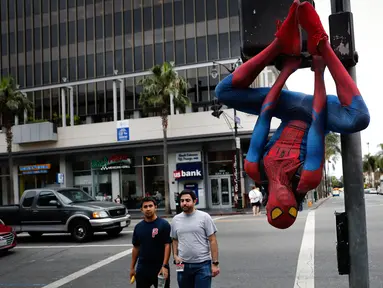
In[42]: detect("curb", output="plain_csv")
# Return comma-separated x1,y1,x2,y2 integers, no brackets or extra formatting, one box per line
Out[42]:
129,211,249,220
309,196,331,210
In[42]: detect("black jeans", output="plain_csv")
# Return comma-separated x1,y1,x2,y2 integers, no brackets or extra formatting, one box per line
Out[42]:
136,269,170,288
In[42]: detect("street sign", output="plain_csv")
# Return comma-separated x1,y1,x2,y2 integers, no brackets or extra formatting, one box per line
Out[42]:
117,120,130,142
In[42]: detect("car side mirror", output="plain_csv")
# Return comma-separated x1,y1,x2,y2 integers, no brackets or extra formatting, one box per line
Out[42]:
49,200,61,207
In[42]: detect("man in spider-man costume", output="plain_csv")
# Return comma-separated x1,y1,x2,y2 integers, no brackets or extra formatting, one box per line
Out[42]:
215,0,370,229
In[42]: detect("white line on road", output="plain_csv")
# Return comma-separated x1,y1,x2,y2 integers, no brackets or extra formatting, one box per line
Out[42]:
42,248,133,288
212,216,231,221
16,244,133,249
294,210,315,288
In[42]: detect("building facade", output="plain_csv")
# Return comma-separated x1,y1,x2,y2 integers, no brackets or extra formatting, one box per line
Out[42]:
0,0,281,211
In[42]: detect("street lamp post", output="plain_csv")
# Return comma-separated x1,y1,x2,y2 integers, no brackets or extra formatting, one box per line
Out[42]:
330,0,370,286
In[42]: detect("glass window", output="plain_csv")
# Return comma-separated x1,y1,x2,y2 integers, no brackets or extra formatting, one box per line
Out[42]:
154,43,163,66
59,0,66,9
60,58,68,79
60,22,67,45
34,28,41,50
206,0,216,21
42,62,49,85
0,0,7,20
217,0,227,18
34,0,41,15
42,0,49,13
96,82,104,114
114,12,122,36
195,0,205,22
77,19,85,42
78,85,86,116
22,191,36,207
165,41,174,62
105,51,113,75
68,0,76,8
133,8,142,33
26,65,33,87
51,60,59,83
34,91,42,119
1,34,7,56
87,54,94,78
42,90,51,120
207,35,217,61
69,57,76,80
37,191,59,207
124,48,133,73
197,36,206,62
68,21,76,44
229,0,239,17
17,31,24,53
51,24,58,47
105,14,112,38
95,16,103,39
86,18,94,41
123,10,132,34
17,0,23,17
96,52,104,77
78,55,85,79
121,165,144,210
184,0,194,24
51,0,58,11
134,47,143,71
25,29,32,52
9,0,15,19
219,33,229,59
153,4,162,29
9,33,16,54
93,169,112,201
164,2,172,27
175,40,184,65
42,26,50,49
114,49,123,73
17,66,25,88
230,31,240,57
174,1,183,26
144,45,153,70
143,7,152,31
186,38,195,64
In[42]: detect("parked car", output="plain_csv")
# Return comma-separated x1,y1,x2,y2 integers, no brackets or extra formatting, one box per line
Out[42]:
0,187,131,242
0,220,17,252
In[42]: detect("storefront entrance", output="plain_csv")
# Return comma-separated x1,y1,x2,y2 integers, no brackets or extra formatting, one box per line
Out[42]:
209,176,232,209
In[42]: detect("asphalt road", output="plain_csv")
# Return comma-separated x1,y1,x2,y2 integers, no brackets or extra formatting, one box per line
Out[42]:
1,193,383,288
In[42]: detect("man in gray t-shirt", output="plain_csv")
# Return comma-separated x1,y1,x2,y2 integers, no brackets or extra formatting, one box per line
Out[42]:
171,190,220,288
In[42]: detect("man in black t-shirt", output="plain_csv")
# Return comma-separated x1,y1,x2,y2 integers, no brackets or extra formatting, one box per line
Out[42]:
130,197,172,288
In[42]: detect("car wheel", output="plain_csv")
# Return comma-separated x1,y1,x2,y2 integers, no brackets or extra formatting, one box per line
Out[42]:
106,228,123,237
70,219,93,243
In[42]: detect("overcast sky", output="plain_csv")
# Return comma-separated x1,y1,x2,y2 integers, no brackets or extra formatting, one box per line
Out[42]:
286,0,383,178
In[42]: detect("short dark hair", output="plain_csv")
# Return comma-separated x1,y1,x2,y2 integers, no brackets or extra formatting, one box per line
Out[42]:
141,196,157,207
179,189,196,200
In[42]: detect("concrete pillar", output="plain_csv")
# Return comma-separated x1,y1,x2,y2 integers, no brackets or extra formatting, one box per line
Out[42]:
59,155,73,187
61,88,67,127
113,81,118,122
24,109,27,124
15,116,19,125
133,111,140,119
170,93,174,115
1,167,8,205
69,88,74,126
12,165,19,204
111,170,120,201
119,80,125,120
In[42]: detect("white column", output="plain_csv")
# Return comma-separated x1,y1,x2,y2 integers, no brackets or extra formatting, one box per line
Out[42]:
170,93,174,115
12,165,19,204
60,155,73,187
14,116,19,125
69,88,74,126
119,80,125,120
24,109,27,124
61,88,67,127
113,81,118,121
111,170,120,200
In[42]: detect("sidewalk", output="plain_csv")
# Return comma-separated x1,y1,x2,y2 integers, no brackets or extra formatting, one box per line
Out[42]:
129,196,332,219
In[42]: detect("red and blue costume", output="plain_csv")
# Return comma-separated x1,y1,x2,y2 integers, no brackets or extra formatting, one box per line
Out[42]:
215,1,370,229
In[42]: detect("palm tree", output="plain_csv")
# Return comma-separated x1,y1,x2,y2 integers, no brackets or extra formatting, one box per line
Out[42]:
363,154,376,187
0,76,34,203
323,132,341,196
139,62,190,214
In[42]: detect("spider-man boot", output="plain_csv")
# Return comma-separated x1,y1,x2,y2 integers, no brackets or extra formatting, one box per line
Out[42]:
231,0,301,89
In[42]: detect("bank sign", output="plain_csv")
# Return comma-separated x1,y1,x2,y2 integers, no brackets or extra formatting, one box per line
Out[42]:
176,152,201,163
173,162,203,181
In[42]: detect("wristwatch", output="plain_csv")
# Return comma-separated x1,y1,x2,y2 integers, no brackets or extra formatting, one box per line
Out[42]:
162,264,170,269
212,261,219,266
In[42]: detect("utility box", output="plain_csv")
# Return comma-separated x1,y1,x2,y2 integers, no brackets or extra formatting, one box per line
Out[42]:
239,0,315,70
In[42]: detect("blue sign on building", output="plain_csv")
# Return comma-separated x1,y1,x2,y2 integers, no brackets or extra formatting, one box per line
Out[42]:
116,120,130,142
173,162,203,181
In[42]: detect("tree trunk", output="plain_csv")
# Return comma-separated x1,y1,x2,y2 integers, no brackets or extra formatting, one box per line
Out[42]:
5,122,14,204
162,112,171,215
323,164,328,197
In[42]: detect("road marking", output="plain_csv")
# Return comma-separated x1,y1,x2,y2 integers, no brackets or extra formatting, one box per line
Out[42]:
212,216,231,221
16,244,133,249
294,210,315,288
41,248,133,288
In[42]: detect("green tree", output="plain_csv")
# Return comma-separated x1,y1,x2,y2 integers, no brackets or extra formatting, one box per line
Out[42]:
363,154,377,187
139,62,190,214
0,76,33,203
322,132,341,196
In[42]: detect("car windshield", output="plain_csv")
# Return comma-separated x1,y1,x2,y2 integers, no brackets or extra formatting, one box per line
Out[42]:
56,189,95,204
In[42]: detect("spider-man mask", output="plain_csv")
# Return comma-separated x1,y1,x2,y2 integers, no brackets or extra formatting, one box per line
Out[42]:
266,184,298,229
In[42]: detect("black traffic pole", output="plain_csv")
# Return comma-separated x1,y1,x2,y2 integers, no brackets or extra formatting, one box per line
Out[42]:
330,0,370,286
233,108,243,210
